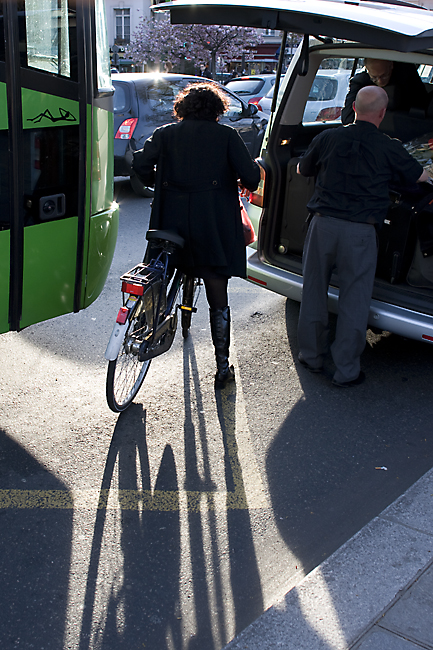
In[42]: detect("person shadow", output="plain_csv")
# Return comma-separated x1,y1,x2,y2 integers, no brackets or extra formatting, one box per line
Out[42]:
78,334,263,649
182,340,263,648
0,429,73,649
78,404,181,650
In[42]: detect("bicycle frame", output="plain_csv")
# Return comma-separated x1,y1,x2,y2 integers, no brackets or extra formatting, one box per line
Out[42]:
105,243,184,363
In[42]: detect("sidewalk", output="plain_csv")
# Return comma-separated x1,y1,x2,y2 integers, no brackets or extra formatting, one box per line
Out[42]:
223,467,433,650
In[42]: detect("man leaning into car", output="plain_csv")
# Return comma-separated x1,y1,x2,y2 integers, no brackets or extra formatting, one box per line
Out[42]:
296,85,429,387
341,58,427,124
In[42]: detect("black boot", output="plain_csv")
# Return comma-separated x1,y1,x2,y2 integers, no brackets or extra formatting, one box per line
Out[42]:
209,306,235,389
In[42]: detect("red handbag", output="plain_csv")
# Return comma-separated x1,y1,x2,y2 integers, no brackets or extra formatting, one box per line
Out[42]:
239,196,256,245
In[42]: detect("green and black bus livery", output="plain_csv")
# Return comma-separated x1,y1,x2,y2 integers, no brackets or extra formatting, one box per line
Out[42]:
0,0,119,333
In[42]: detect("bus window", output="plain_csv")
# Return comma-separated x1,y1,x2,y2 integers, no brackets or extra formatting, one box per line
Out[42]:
20,0,78,81
0,2,5,61
95,0,111,93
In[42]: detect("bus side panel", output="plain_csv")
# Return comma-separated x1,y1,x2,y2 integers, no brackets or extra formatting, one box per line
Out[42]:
20,218,78,328
0,82,7,129
83,205,119,308
92,106,114,215
81,105,118,308
0,81,9,333
0,231,10,333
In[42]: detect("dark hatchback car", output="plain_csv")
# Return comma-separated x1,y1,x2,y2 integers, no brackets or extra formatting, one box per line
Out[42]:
113,73,267,196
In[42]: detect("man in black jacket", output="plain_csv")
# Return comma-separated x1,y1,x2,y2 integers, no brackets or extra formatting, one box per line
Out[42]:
341,58,427,125
297,86,428,387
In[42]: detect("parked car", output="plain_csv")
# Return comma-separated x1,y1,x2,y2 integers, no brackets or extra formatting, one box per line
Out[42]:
259,69,352,122
113,73,266,196
225,74,276,110
158,0,433,345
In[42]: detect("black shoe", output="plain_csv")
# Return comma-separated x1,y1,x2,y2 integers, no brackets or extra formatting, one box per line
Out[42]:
298,353,323,373
215,365,235,390
332,371,366,387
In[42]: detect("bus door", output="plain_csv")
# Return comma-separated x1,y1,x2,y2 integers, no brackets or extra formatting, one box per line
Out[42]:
0,4,10,332
1,0,91,332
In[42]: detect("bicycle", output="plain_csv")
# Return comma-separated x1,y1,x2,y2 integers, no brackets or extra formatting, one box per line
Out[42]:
105,229,200,413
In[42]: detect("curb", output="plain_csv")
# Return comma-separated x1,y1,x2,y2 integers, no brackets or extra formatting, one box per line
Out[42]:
223,468,433,650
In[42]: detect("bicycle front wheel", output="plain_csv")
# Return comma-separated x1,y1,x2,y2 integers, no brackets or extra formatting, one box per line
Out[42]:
106,298,152,412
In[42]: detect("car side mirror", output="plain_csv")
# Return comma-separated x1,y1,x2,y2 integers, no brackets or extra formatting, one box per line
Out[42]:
243,103,259,117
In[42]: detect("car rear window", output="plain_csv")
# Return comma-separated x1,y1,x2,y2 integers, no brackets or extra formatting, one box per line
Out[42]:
225,78,265,95
113,82,131,112
308,77,338,102
137,78,199,122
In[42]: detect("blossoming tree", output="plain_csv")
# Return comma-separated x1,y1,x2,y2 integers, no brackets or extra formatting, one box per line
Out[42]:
128,14,264,77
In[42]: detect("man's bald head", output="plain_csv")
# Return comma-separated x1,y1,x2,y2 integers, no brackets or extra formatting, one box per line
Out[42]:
354,86,388,126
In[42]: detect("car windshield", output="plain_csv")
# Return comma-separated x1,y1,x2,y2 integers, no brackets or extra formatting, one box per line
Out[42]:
226,78,265,94
308,77,338,101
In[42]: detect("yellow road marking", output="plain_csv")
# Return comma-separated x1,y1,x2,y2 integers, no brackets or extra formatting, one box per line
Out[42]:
0,335,268,513
0,487,258,511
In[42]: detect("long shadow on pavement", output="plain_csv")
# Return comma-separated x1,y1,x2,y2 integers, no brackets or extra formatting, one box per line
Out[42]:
0,429,72,649
262,299,433,645
79,332,264,649
78,404,181,649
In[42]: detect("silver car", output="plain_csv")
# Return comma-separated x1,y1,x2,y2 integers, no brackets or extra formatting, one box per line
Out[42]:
225,74,276,110
259,69,352,122
156,0,433,345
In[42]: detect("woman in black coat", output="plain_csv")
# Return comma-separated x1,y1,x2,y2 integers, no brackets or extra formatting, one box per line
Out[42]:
132,83,260,389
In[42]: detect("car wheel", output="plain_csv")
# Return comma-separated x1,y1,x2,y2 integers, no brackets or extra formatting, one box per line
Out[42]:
130,174,155,198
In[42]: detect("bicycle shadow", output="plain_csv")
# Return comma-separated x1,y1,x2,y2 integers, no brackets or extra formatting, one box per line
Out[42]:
78,405,182,650
78,334,264,649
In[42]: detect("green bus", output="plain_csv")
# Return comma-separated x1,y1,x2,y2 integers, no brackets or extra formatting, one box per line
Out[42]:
0,0,119,333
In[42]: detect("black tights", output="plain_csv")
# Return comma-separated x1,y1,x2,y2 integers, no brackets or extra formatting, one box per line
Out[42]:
203,277,229,311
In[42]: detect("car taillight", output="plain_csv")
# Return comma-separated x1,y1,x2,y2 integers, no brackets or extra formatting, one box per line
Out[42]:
248,98,263,111
115,118,138,140
315,107,342,122
249,161,266,207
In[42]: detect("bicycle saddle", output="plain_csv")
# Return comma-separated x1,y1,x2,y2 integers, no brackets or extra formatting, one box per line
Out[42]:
146,229,185,248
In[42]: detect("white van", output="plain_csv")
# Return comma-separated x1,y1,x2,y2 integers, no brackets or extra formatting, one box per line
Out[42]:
155,0,433,344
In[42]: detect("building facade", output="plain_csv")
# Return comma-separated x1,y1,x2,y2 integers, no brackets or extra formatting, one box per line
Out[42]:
105,0,151,69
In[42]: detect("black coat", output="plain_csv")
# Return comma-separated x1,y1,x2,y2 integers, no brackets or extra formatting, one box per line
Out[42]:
133,118,260,278
341,62,427,125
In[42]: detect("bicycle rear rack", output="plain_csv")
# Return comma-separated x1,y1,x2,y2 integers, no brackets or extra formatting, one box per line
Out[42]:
120,261,164,296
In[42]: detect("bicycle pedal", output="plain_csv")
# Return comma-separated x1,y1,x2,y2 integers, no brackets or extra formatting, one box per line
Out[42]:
179,305,197,313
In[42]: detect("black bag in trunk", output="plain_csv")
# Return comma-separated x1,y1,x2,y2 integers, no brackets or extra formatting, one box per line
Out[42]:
376,184,433,284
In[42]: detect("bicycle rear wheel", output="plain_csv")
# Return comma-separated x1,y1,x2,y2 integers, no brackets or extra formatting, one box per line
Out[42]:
106,297,152,412
181,276,199,338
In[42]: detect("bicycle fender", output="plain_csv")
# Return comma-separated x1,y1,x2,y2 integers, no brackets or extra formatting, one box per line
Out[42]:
105,320,129,361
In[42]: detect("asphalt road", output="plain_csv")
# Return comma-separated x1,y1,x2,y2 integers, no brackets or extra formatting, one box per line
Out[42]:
1,179,433,650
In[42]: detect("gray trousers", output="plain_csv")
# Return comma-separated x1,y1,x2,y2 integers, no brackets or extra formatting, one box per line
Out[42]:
297,215,377,383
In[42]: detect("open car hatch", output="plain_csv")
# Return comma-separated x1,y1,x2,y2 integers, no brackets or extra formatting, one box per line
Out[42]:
153,0,433,52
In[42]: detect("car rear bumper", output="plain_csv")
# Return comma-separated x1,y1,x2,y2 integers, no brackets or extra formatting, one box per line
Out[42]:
246,250,433,344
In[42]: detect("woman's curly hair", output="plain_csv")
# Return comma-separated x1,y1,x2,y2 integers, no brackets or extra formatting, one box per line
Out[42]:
173,82,230,121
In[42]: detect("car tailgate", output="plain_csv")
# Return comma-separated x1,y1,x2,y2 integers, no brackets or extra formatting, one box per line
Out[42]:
153,0,433,52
